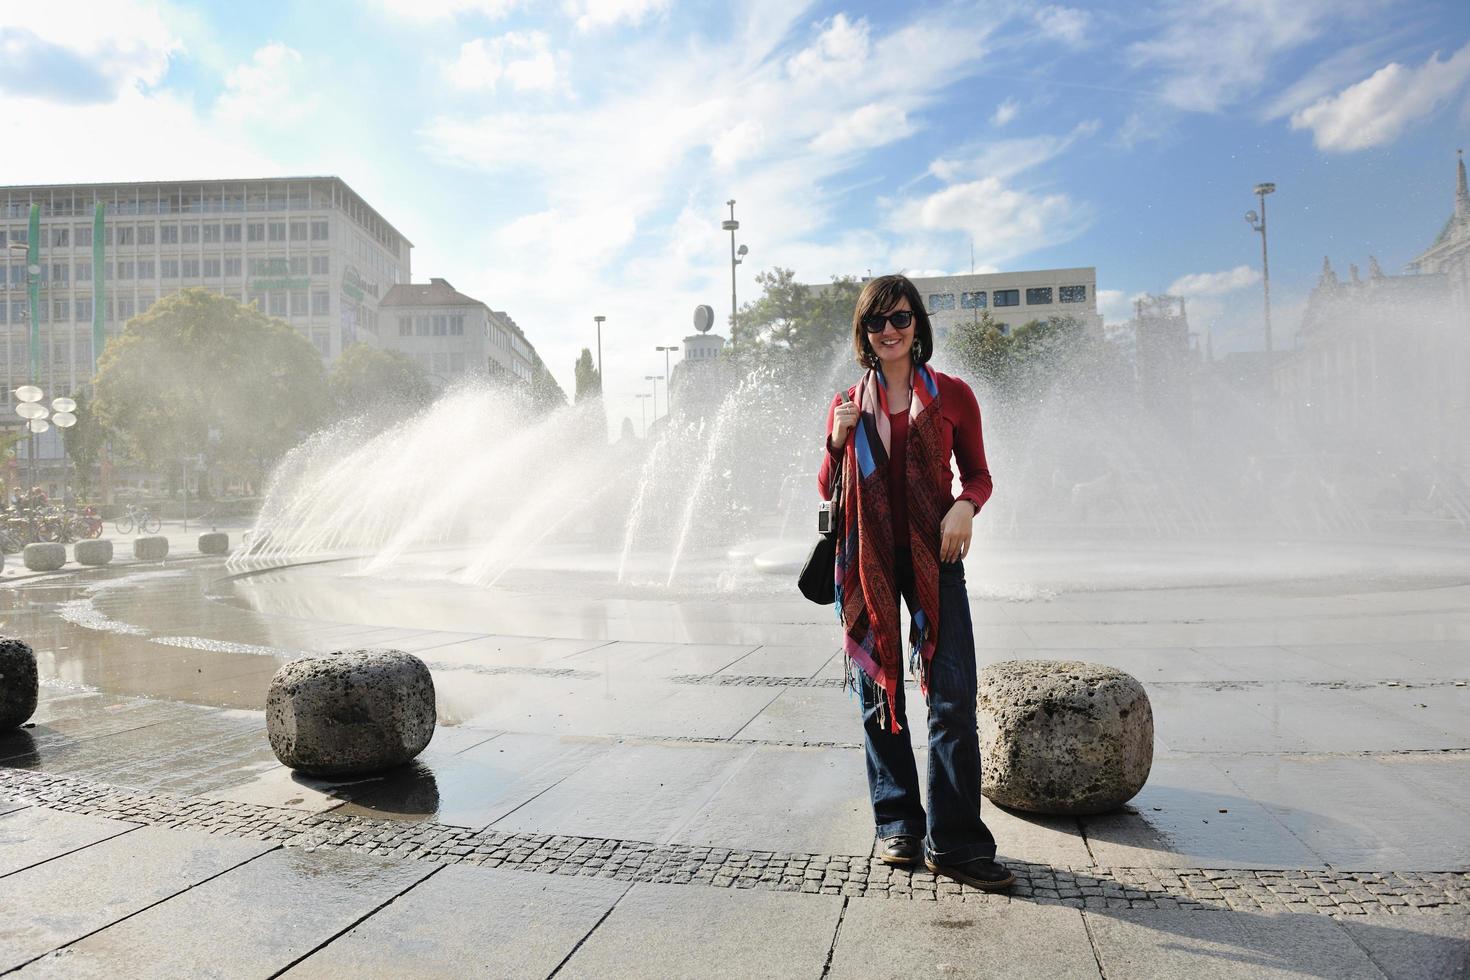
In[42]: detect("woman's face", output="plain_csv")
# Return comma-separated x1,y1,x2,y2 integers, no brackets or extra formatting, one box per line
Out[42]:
869,297,915,368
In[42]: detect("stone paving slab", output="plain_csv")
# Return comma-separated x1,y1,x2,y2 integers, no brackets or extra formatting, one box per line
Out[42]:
0,825,273,972
282,864,628,979
555,881,842,979
1335,913,1470,980
1085,908,1388,978
716,643,836,678
11,847,433,979
0,807,138,877
828,899,1099,979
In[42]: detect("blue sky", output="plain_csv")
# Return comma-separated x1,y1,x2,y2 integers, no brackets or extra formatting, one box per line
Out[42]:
2,0,1468,423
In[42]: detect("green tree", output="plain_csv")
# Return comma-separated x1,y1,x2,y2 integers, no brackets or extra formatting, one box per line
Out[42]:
573,347,601,402
944,308,1013,388
59,390,107,500
528,353,569,416
93,288,329,487
329,342,434,418
732,268,862,360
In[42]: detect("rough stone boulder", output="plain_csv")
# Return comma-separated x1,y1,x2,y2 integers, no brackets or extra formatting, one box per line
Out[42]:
0,637,38,730
75,539,114,566
266,648,436,776
197,532,229,556
977,660,1153,815
133,536,169,561
22,543,66,572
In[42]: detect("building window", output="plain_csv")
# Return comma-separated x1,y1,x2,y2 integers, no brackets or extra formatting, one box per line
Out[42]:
160,224,179,244
247,222,265,242
415,316,429,336
450,314,464,335
182,224,200,244
312,291,329,315
75,297,92,321
310,255,329,275
137,259,156,279
310,220,329,240
268,221,286,242
290,291,308,315
224,223,243,243
927,292,956,311
1060,284,1086,303
117,297,135,319
1026,287,1053,305
203,224,221,243
224,257,242,276
116,226,135,246
161,259,179,279
432,314,448,335
51,227,69,248
961,291,987,309
51,263,68,283
289,256,307,275
74,226,92,247
993,289,1019,307
75,260,91,281
117,260,135,280
182,258,200,278
289,221,307,242
203,258,221,277
53,298,69,321
269,292,288,317
399,316,412,336
137,225,155,245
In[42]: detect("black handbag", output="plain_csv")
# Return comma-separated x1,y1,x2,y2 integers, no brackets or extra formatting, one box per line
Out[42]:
797,457,843,605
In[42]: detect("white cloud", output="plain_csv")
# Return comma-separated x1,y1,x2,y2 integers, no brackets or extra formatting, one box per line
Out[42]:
1033,6,1091,48
1167,265,1261,297
810,102,914,155
991,98,1019,127
443,32,561,93
1127,0,1336,112
565,0,672,32
889,176,1090,269
215,43,315,125
0,1,179,101
1096,288,1132,323
1290,42,1470,151
929,119,1099,183
369,0,520,20
786,13,870,83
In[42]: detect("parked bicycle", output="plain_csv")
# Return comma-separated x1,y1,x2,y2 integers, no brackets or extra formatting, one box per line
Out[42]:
114,504,162,535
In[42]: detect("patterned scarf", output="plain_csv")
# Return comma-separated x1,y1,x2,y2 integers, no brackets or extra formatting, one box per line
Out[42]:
835,364,945,734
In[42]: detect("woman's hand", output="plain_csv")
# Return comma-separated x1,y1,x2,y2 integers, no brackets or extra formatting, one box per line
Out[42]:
939,500,976,563
831,397,860,447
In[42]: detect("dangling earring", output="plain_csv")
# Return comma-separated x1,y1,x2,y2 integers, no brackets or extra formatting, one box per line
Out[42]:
911,338,924,363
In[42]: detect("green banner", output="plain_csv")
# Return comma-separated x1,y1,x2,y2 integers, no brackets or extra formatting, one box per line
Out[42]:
26,204,39,383
92,202,105,374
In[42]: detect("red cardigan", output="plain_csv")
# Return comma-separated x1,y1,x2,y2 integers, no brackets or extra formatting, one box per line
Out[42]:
818,370,993,543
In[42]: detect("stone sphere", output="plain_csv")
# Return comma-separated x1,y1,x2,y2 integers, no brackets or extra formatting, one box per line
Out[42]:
22,543,66,572
266,648,436,777
133,536,169,561
977,660,1153,815
75,539,114,566
197,532,229,556
0,637,38,730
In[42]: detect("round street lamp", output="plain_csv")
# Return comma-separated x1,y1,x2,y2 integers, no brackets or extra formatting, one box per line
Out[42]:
593,315,607,393
1244,182,1276,381
655,345,679,410
722,201,747,339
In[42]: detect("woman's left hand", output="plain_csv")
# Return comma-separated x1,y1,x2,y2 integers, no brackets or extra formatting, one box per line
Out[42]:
939,501,975,564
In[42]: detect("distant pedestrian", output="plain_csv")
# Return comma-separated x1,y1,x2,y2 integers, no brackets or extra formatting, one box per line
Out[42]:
818,274,1012,891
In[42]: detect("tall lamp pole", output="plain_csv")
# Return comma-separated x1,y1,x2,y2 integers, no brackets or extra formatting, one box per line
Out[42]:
644,374,664,420
634,393,651,438
593,315,606,395
1244,182,1276,381
721,201,747,340
655,345,678,410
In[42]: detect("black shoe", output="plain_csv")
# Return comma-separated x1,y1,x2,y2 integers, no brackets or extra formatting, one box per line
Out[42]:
925,856,1016,891
878,835,922,866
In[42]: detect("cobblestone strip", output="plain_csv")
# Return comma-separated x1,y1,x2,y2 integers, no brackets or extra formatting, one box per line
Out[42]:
672,675,847,689
3,768,1466,915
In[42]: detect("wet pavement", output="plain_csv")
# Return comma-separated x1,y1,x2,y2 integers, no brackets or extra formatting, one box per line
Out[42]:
1,547,1468,977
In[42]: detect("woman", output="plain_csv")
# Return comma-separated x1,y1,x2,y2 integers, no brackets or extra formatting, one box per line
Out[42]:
818,274,1012,891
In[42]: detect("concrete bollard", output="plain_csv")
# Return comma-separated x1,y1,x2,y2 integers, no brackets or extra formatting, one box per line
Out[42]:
977,660,1153,815
75,539,114,566
197,531,229,556
266,648,436,777
0,637,38,730
22,542,66,572
132,536,169,561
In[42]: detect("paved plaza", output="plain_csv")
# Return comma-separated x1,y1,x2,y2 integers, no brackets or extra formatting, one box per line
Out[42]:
1,539,1468,978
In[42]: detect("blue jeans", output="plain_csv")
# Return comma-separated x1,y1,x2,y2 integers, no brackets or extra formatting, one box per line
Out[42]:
858,549,997,864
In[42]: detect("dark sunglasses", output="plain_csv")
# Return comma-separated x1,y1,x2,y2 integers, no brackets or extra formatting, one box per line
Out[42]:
862,310,916,333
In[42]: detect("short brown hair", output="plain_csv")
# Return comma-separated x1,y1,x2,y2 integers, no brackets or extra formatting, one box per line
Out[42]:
851,274,934,368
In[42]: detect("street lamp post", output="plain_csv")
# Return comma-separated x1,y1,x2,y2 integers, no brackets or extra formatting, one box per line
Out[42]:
655,345,678,411
721,201,747,340
593,315,606,395
644,374,664,420
13,387,76,506
1244,182,1276,380
634,393,651,438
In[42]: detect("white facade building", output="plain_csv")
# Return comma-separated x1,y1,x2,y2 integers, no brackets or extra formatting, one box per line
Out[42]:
905,267,1102,342
379,278,539,387
0,177,412,403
